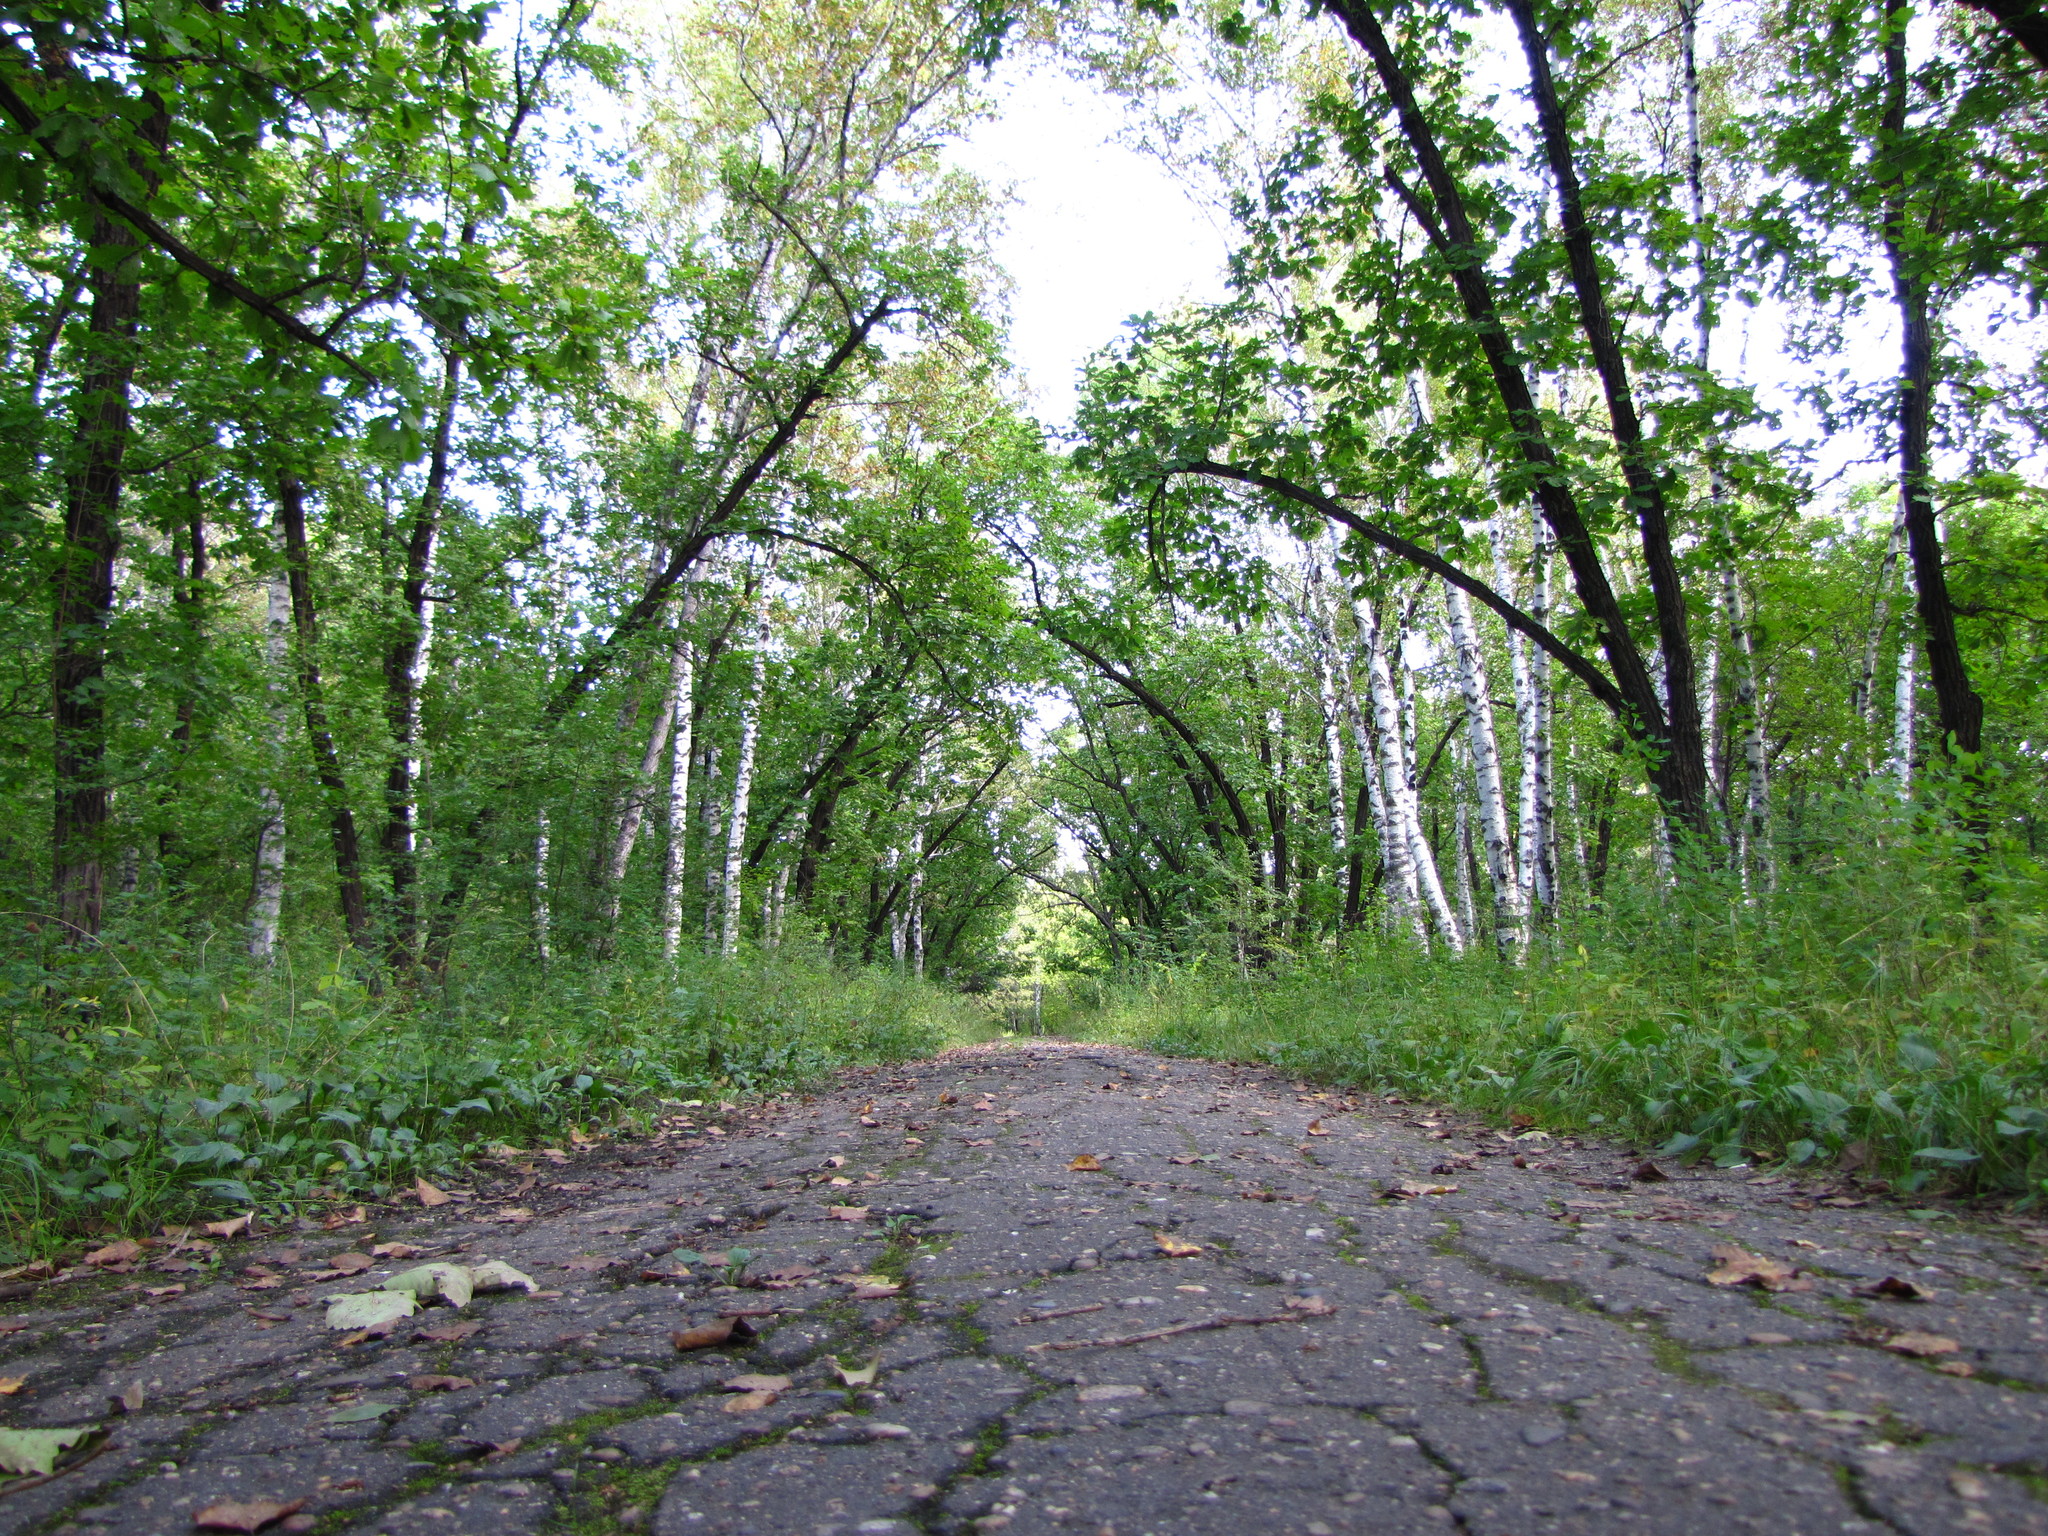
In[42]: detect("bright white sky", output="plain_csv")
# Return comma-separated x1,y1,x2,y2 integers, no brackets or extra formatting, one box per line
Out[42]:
946,58,1234,431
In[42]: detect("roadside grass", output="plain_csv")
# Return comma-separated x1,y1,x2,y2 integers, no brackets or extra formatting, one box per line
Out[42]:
1060,834,2048,1201
0,930,992,1261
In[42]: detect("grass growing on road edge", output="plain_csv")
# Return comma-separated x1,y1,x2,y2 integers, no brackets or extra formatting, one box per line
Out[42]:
0,931,992,1260
1061,844,2048,1202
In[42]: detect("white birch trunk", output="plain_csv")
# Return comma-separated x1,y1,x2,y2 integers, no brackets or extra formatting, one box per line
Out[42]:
701,740,722,948
1527,509,1557,908
1892,631,1916,800
660,589,700,961
1723,562,1774,891
766,862,790,951
248,569,291,962
534,806,553,967
1361,598,1461,949
719,611,770,958
1452,743,1479,942
601,619,688,937
1491,513,1549,916
1444,580,1527,953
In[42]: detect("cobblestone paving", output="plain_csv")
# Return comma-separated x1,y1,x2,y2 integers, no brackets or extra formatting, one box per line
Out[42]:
4,1042,2047,1536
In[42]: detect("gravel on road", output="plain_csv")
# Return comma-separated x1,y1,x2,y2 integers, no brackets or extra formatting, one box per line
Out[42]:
4,1041,2046,1536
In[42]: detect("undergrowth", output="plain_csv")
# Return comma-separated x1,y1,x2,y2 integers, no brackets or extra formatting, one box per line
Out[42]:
1063,831,2048,1202
0,928,990,1259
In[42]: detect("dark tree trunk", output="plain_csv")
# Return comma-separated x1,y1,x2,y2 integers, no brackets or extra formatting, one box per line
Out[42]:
1958,0,2048,71
52,202,152,939
1881,30,1983,769
1508,0,1713,845
278,473,377,956
1318,0,1705,844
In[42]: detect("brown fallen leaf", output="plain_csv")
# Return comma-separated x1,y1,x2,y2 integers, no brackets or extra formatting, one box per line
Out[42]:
497,1208,535,1223
747,1264,819,1287
1305,1119,1331,1136
0,1375,24,1395
111,1382,145,1414
1935,1360,1976,1377
145,1285,186,1299
193,1497,307,1533
238,1276,284,1291
721,1389,778,1413
1283,1295,1337,1316
85,1239,144,1267
1631,1161,1671,1183
1067,1155,1103,1172
1509,1112,1536,1129
413,1177,452,1208
823,1155,848,1168
246,1309,291,1323
1154,1233,1202,1258
851,1282,901,1300
672,1316,758,1351
1705,1243,1813,1292
1883,1331,1961,1358
721,1374,793,1393
325,1252,374,1274
1382,1181,1459,1199
826,1206,870,1222
1854,1275,1934,1301
1167,1156,1203,1166
204,1213,255,1240
415,1320,482,1343
370,1242,421,1260
859,1115,880,1128
562,1256,614,1273
406,1375,475,1392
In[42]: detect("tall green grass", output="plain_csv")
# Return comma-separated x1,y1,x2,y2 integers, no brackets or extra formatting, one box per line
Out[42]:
1065,805,2048,1201
0,929,990,1260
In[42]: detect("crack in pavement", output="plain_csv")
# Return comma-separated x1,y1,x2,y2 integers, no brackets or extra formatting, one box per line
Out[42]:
3,1041,2046,1535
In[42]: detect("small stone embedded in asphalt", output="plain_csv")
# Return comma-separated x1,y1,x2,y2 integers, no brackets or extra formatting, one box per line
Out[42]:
6,1041,2048,1536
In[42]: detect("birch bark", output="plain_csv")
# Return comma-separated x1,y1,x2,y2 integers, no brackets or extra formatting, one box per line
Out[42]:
599,612,690,942
1445,579,1527,953
660,584,701,962
719,600,771,957
534,806,553,968
1360,596,1460,949
248,569,290,963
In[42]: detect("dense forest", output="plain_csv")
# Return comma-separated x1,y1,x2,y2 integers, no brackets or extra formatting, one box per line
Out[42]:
3,0,2047,1250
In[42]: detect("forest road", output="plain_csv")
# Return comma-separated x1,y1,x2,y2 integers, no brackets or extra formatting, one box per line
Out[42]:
4,1042,2048,1536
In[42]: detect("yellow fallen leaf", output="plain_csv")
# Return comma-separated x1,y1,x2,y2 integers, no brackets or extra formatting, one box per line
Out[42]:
1154,1232,1202,1257
1067,1154,1103,1172
1382,1181,1459,1199
721,1388,778,1413
0,1376,24,1395
1883,1331,1960,1358
203,1212,255,1240
414,1177,452,1208
1704,1243,1812,1293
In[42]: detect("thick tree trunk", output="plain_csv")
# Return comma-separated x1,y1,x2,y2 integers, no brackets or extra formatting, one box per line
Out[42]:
248,566,290,963
277,473,376,956
600,614,690,946
1445,581,1526,954
1359,597,1454,947
52,202,152,940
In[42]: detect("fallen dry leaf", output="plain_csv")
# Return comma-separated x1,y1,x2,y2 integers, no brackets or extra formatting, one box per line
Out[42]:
1936,1360,1976,1377
325,1252,374,1274
721,1374,792,1393
144,1285,185,1299
1382,1181,1459,1199
1305,1119,1330,1136
1854,1275,1934,1301
1067,1155,1103,1172
192,1497,306,1532
370,1242,421,1260
406,1375,475,1392
851,1281,901,1300
561,1256,614,1273
1704,1244,1813,1292
747,1264,818,1287
0,1376,23,1395
413,1177,452,1208
859,1115,880,1128
1153,1233,1202,1258
85,1239,143,1267
1631,1160,1671,1183
672,1317,757,1351
203,1213,255,1240
110,1382,144,1414
1883,1331,1960,1358
721,1389,778,1413
826,1206,870,1222
823,1155,847,1168
415,1321,482,1343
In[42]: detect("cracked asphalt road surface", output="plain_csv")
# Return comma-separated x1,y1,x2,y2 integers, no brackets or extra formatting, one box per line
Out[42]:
5,1041,2048,1536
